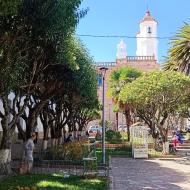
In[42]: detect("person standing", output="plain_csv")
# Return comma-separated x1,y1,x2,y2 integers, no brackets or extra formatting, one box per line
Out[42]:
25,133,36,173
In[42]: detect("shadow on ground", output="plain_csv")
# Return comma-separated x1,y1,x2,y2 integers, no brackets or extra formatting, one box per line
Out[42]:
110,157,190,190
0,174,107,190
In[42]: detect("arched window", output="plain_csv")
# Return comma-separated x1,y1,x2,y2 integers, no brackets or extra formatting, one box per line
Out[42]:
147,27,152,34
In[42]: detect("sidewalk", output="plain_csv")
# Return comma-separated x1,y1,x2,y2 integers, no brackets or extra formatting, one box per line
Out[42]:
109,157,190,190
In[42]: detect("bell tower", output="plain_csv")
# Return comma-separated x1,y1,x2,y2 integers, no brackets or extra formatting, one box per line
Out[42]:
136,10,158,61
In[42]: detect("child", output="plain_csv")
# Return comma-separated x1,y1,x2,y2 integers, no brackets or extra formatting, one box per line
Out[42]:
172,134,178,148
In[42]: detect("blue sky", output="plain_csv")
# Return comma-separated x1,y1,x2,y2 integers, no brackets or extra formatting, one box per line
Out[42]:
76,0,190,63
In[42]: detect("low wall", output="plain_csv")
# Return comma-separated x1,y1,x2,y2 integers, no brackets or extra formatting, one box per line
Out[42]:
96,143,129,149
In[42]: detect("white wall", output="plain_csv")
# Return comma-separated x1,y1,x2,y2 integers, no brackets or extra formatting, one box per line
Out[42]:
136,21,158,60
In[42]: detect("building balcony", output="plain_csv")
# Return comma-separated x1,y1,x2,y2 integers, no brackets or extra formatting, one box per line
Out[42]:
126,56,155,61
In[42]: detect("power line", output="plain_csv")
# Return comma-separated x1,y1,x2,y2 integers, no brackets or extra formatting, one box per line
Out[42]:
77,34,171,40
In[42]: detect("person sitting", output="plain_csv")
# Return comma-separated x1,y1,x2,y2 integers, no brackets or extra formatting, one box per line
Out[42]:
176,130,183,144
65,134,73,143
172,134,178,148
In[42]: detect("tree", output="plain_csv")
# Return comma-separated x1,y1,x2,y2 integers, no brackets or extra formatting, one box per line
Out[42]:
108,67,141,141
119,71,190,154
164,23,190,74
0,0,33,174
0,0,86,174
38,38,99,149
16,0,87,137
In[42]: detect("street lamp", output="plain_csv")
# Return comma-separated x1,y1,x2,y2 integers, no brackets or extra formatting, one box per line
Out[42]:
99,66,108,165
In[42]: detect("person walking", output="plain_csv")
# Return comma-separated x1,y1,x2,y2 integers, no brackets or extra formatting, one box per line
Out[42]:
25,133,36,173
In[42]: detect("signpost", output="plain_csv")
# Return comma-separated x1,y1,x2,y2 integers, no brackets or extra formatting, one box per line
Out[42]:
130,125,148,158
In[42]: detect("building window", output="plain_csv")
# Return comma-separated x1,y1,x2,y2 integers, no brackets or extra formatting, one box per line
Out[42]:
147,27,152,34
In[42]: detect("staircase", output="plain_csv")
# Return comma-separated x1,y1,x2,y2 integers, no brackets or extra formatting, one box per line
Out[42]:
176,139,190,156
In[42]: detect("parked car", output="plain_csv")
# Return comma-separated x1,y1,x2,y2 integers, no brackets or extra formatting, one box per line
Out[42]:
88,125,102,134
118,125,128,132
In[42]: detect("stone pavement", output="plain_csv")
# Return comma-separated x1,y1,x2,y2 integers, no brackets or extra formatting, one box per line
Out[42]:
109,157,190,190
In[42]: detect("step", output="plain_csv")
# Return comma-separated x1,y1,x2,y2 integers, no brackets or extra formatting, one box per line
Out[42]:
178,142,190,145
177,146,190,149
176,152,190,156
176,148,190,152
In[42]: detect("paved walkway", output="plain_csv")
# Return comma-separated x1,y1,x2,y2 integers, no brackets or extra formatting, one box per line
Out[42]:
109,157,190,190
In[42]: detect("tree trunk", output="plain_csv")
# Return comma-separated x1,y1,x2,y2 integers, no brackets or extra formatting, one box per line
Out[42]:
160,130,169,154
26,112,39,139
63,129,66,142
57,127,62,145
0,130,12,174
42,140,48,150
0,149,12,175
26,100,49,139
162,141,169,154
42,124,49,151
50,127,56,147
116,112,118,131
153,138,158,150
0,127,12,175
150,128,159,150
125,109,131,142
0,115,13,175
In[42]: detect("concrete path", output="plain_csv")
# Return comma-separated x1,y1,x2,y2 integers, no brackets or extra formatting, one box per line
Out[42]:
109,157,190,190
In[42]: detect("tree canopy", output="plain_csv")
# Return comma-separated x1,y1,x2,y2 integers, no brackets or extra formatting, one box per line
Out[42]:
0,0,99,174
108,67,142,110
163,23,190,74
119,71,190,146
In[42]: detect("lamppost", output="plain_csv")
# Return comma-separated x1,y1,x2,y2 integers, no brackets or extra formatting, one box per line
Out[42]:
108,103,111,121
99,66,108,165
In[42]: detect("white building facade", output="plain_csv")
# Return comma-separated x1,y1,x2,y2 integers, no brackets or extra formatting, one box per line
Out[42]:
136,10,158,61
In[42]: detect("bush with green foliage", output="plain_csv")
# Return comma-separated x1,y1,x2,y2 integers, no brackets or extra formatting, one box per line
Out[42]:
106,130,122,144
48,140,86,161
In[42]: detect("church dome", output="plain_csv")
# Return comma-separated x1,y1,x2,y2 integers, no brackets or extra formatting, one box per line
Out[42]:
140,10,157,23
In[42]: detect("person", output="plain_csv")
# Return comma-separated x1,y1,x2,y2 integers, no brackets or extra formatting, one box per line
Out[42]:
25,133,36,173
172,134,178,148
176,130,183,144
65,134,73,143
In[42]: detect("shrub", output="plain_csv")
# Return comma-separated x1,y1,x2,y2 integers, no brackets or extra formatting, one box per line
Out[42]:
106,130,122,144
48,140,88,160
95,132,102,141
15,186,37,190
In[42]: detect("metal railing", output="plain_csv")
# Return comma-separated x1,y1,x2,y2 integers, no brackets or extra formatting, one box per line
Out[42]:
126,56,155,61
93,62,116,68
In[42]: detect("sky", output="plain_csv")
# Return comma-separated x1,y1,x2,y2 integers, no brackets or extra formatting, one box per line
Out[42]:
76,0,190,63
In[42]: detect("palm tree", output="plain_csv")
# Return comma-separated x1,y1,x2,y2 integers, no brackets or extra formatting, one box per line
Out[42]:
108,67,141,141
164,23,190,74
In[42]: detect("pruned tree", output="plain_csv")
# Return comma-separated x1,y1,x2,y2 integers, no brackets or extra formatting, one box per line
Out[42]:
119,71,190,154
0,0,86,174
